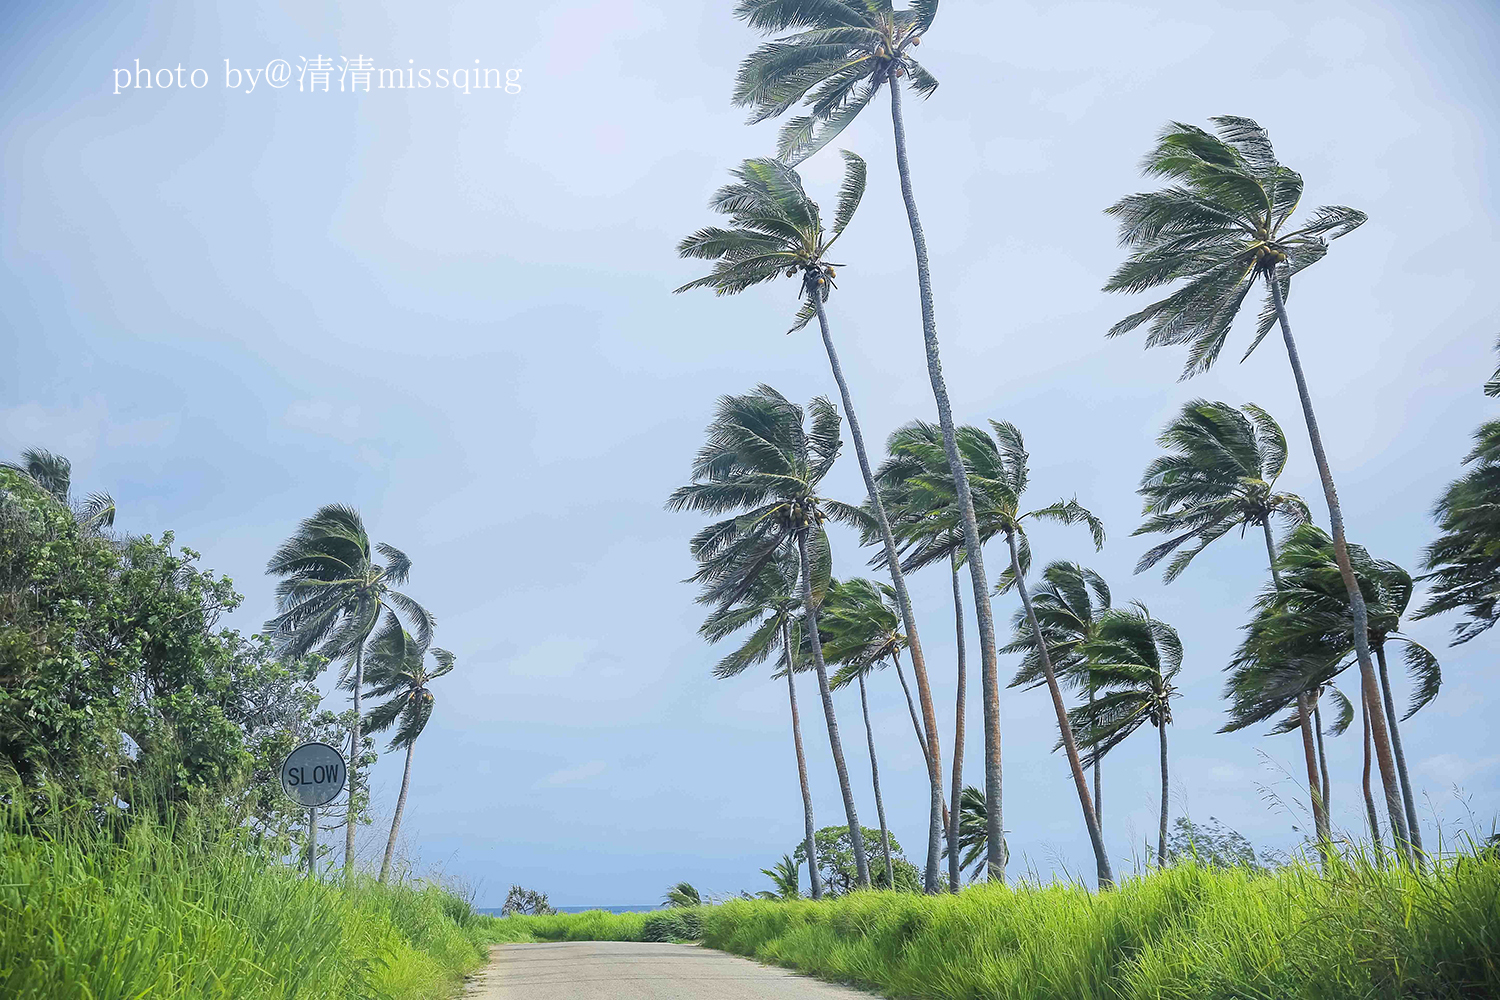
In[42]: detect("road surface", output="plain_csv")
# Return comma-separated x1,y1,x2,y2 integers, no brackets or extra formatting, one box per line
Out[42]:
466,941,873,999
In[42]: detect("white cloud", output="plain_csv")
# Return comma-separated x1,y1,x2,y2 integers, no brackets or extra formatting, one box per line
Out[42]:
534,760,608,789
1417,753,1500,787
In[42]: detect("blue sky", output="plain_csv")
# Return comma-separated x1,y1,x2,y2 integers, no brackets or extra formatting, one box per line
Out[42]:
3,0,1498,905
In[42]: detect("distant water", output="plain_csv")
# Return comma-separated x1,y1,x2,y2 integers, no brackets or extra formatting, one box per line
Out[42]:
478,904,660,916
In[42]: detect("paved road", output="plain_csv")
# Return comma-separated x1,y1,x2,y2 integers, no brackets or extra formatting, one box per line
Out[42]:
466,941,872,999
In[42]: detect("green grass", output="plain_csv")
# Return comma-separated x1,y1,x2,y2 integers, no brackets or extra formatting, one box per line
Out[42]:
0,812,491,1000
488,857,1500,999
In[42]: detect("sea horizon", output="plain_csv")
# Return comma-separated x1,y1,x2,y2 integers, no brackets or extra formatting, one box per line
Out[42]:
478,904,662,916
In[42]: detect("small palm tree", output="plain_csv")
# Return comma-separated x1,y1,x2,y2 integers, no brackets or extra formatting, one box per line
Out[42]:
1002,562,1112,829
663,882,702,908
1417,401,1500,642
676,153,947,891
1101,116,1411,859
942,786,1007,884
265,504,433,875
1073,606,1182,867
698,547,825,899
358,614,454,883
1,448,115,530
733,5,1006,882
667,386,872,888
758,855,802,900
1130,399,1326,840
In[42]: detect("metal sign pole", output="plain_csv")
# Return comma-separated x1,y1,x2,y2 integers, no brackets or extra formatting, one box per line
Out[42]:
307,805,318,879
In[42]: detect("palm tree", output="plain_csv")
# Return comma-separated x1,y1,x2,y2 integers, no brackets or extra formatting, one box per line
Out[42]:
358,614,454,883
667,386,872,887
876,419,1114,886
1130,399,1325,839
1002,562,1111,830
733,2,1006,889
1101,116,1410,859
1,448,115,530
663,882,702,907
265,504,433,876
676,153,946,888
943,785,1006,884
698,547,825,898
758,855,803,900
1072,605,1182,867
1417,412,1500,643
1226,525,1440,859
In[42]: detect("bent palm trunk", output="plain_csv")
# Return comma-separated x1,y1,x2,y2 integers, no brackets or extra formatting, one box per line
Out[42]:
1313,697,1332,821
796,526,870,888
1268,278,1411,863
1006,528,1112,887
948,555,967,892
888,74,1005,883
782,619,823,899
379,740,415,883
1157,721,1169,868
1374,643,1425,865
858,673,896,889
1361,685,1384,863
811,290,944,892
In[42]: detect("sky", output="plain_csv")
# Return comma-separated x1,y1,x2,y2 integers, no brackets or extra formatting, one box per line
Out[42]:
3,0,1498,906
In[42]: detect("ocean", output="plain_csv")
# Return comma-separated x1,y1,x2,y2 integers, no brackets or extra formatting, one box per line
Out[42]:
478,904,660,915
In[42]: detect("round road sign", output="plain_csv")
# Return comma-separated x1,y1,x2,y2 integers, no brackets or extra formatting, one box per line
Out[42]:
280,741,347,807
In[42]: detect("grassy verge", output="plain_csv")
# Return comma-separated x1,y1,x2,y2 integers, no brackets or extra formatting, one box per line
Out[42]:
0,813,490,1000
488,856,1500,999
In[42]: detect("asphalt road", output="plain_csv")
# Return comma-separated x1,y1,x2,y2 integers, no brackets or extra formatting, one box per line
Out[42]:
467,941,873,999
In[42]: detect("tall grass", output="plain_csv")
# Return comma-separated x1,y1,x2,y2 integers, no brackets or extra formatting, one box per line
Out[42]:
491,856,1500,999
0,808,490,1000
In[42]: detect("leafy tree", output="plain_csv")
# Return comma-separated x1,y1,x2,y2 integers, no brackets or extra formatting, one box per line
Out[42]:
1418,347,1500,642
676,153,946,890
1101,115,1410,860
1073,606,1182,866
1165,816,1269,871
698,548,825,898
1,448,115,531
1129,399,1328,843
733,2,1006,887
1003,562,1111,831
668,386,871,887
500,886,555,916
792,825,918,894
358,615,455,883
757,854,802,900
663,882,702,908
264,504,433,876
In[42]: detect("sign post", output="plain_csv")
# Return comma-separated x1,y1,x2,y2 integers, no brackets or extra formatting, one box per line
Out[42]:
280,741,346,879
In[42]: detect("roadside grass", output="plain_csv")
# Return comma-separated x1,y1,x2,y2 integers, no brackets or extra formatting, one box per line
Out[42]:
487,854,1500,999
0,809,489,1000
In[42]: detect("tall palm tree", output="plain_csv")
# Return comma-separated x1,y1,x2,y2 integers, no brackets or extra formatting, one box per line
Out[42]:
667,386,872,887
1002,562,1111,831
1,448,116,530
265,504,433,876
698,547,826,898
676,153,946,888
733,3,1007,889
876,419,1114,886
1130,399,1324,837
1226,525,1440,859
1072,605,1182,867
358,614,454,883
1101,116,1410,858
1417,412,1500,643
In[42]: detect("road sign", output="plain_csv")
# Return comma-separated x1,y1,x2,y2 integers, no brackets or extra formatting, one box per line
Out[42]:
281,741,346,807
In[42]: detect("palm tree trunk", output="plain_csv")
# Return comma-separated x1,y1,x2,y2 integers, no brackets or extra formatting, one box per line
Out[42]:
796,526,870,888
948,553,966,893
1005,528,1112,888
1374,643,1425,864
1090,683,1102,831
379,739,415,883
1313,696,1332,822
892,649,929,762
346,642,364,878
781,619,823,900
1263,519,1330,851
858,672,896,889
811,289,944,892
1268,277,1411,863
888,76,1004,883
1361,684,1384,862
1157,721,1169,868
